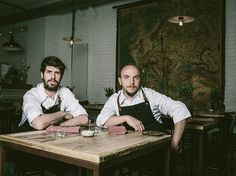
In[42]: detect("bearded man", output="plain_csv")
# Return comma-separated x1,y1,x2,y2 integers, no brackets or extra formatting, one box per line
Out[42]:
19,56,88,130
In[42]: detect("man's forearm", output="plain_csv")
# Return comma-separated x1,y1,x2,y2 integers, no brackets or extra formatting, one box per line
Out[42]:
172,119,186,150
32,111,68,130
60,114,88,126
104,115,127,127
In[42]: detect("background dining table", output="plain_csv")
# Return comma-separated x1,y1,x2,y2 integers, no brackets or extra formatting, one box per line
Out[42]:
185,113,220,176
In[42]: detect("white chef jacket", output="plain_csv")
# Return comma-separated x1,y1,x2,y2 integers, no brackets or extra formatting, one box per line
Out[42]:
96,87,191,126
19,83,87,126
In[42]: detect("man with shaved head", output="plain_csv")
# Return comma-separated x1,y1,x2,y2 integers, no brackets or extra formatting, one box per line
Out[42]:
96,64,191,152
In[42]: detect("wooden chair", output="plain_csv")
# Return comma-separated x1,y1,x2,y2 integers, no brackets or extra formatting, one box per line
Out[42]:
105,116,174,176
206,112,235,176
228,112,236,175
116,116,175,176
5,148,44,176
0,107,16,134
1,110,44,176
110,149,166,176
181,130,199,175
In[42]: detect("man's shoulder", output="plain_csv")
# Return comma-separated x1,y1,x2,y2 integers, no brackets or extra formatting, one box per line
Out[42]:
57,86,72,94
25,83,41,93
141,87,164,98
104,92,119,105
108,92,119,99
142,87,157,93
24,83,43,97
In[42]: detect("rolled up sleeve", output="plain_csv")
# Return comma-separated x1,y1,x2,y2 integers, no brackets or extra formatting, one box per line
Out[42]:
22,93,43,125
158,94,191,124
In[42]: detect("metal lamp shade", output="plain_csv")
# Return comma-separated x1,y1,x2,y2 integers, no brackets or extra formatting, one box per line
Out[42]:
168,15,195,26
63,36,81,46
1,34,22,51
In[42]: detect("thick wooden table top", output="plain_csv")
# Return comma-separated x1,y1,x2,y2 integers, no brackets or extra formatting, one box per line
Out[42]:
0,130,171,164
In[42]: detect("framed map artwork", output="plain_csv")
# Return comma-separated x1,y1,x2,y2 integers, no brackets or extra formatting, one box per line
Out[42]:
116,0,225,111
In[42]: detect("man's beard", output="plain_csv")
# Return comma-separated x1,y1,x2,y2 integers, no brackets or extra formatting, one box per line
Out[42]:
43,79,60,91
124,86,140,97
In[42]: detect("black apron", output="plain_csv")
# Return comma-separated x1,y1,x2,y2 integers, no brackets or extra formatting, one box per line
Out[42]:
118,88,164,131
20,96,62,131
41,95,61,114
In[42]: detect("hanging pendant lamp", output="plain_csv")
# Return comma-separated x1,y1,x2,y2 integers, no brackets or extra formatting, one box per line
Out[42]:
1,31,22,51
63,9,81,46
1,5,22,51
167,0,194,26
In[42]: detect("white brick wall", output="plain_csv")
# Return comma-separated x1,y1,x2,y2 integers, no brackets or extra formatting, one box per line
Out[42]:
25,18,46,86
26,0,137,104
76,0,138,104
78,4,117,103
225,0,236,111
44,15,72,87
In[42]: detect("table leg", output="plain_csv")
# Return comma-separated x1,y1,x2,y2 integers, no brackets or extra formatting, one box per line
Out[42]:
0,144,6,176
77,167,82,176
93,166,100,176
164,146,170,176
198,132,204,176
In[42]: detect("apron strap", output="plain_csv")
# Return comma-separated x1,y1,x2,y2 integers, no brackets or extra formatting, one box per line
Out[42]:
117,94,122,112
140,88,148,102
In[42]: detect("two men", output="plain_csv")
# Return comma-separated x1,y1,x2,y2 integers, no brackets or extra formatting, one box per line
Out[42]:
19,56,88,130
16,57,190,176
96,64,191,152
20,56,190,153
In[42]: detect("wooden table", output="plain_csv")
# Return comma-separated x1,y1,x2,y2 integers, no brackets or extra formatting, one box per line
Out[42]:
186,118,219,176
0,130,171,176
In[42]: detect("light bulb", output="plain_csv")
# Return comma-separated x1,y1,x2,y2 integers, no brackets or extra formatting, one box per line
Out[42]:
179,21,183,26
70,40,74,45
178,16,184,26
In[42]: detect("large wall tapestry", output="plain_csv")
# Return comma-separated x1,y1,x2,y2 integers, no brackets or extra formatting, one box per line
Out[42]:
117,0,225,111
